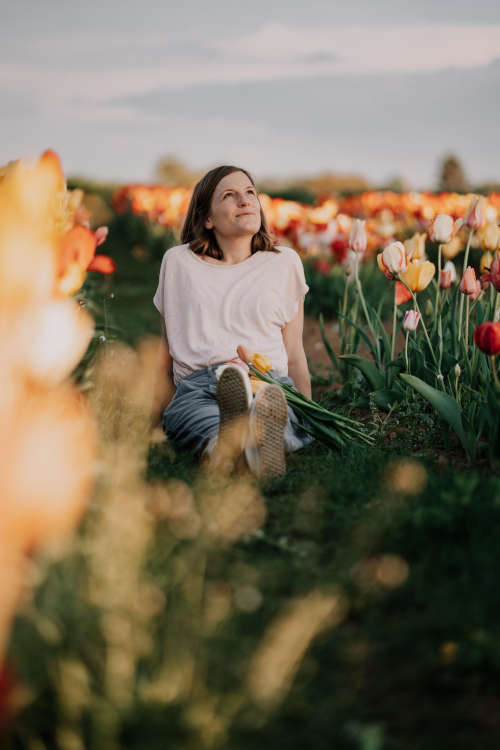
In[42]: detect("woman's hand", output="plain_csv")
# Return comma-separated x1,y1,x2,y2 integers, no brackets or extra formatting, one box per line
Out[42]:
236,344,254,363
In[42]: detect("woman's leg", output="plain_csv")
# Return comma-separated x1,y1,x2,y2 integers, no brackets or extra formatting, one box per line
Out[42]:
162,367,220,457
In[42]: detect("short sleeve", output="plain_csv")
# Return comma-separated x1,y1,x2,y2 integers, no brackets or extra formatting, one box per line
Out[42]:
280,249,309,325
153,252,168,315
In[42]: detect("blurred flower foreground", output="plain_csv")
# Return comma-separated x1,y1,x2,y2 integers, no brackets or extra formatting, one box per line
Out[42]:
0,151,345,749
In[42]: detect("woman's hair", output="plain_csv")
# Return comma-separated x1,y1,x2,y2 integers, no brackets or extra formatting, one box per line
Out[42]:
180,165,278,259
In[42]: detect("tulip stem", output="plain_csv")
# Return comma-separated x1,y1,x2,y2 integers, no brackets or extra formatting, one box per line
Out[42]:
457,228,474,343
355,261,380,364
399,278,442,384
491,355,500,389
341,280,349,339
434,244,442,326
391,289,397,360
405,331,409,373
465,296,470,353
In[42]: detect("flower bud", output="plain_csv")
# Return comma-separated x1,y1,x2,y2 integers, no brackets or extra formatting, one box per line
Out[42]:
349,219,367,254
403,310,421,332
430,214,454,244
440,260,457,289
474,321,500,356
480,252,493,275
480,222,500,252
464,196,485,231
441,236,462,260
479,256,500,293
404,232,426,261
460,266,482,300
454,363,461,378
377,242,408,279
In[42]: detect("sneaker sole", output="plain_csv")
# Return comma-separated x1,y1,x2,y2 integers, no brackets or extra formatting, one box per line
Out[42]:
251,384,288,477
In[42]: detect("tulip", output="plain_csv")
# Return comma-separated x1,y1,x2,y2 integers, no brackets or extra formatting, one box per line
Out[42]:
440,261,457,289
13,299,94,386
377,241,408,279
94,226,109,247
480,252,493,275
403,310,421,332
404,232,426,261
349,219,367,254
480,256,500,293
464,196,485,231
399,260,435,293
395,281,412,306
473,321,500,356
252,352,273,373
441,236,462,260
430,214,454,244
480,222,500,252
87,255,116,274
460,266,482,300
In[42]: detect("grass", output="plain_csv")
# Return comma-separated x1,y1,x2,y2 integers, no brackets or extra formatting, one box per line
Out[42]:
7,243,500,750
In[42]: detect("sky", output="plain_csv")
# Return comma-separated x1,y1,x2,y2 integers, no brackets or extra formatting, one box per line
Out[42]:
1,0,499,189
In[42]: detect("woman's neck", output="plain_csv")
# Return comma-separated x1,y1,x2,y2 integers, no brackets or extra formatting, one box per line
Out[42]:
213,234,253,265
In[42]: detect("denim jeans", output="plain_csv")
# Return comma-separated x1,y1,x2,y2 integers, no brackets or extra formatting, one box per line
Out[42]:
162,364,314,457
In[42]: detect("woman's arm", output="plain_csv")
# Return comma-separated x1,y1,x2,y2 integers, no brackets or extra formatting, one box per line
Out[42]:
151,319,177,427
282,297,311,399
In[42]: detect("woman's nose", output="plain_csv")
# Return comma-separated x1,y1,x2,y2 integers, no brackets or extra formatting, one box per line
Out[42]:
238,193,250,205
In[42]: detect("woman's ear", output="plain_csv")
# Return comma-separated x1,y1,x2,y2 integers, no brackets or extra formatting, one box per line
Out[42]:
205,216,213,230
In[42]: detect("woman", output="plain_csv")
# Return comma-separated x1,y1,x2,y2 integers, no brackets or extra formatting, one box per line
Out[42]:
152,165,313,477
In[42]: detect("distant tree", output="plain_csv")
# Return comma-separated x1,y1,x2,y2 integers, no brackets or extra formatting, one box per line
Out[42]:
438,154,469,193
154,156,202,187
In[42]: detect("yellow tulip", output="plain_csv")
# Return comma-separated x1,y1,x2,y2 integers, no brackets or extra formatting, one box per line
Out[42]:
480,222,500,252
404,232,426,261
441,235,463,260
399,260,435,293
480,252,493,275
252,352,273,373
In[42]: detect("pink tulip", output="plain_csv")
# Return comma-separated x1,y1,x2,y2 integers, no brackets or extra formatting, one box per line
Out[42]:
440,261,457,289
94,226,109,247
460,266,482,300
377,241,408,279
403,310,421,332
430,214,454,244
349,219,367,254
464,196,485,231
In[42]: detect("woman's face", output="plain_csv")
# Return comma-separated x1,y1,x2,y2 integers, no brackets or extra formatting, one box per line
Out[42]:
204,171,261,238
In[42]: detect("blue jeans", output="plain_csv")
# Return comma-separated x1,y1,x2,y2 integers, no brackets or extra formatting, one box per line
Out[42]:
162,365,314,457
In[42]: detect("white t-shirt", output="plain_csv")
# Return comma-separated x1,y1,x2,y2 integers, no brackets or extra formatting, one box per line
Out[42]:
153,243,309,386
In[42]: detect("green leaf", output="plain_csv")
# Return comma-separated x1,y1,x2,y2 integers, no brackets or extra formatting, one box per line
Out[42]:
400,373,473,459
340,354,385,391
318,313,341,373
373,388,403,411
338,313,378,362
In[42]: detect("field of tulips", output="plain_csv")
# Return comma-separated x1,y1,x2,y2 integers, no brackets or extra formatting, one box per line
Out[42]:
3,152,500,749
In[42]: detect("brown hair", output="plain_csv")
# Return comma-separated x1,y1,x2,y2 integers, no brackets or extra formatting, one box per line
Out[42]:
180,165,279,259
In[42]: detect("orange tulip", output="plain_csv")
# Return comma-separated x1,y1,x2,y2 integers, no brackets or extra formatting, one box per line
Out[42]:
87,254,116,274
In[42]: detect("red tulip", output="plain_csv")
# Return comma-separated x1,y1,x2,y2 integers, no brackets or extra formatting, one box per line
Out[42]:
474,321,500,356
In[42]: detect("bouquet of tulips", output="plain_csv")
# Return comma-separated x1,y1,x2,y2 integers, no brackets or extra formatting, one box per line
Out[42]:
238,350,373,449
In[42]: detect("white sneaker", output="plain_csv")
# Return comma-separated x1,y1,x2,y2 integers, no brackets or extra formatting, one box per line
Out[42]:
203,365,253,473
244,384,288,478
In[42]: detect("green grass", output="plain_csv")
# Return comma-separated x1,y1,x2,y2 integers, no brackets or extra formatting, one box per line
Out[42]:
112,251,500,748
7,243,500,750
